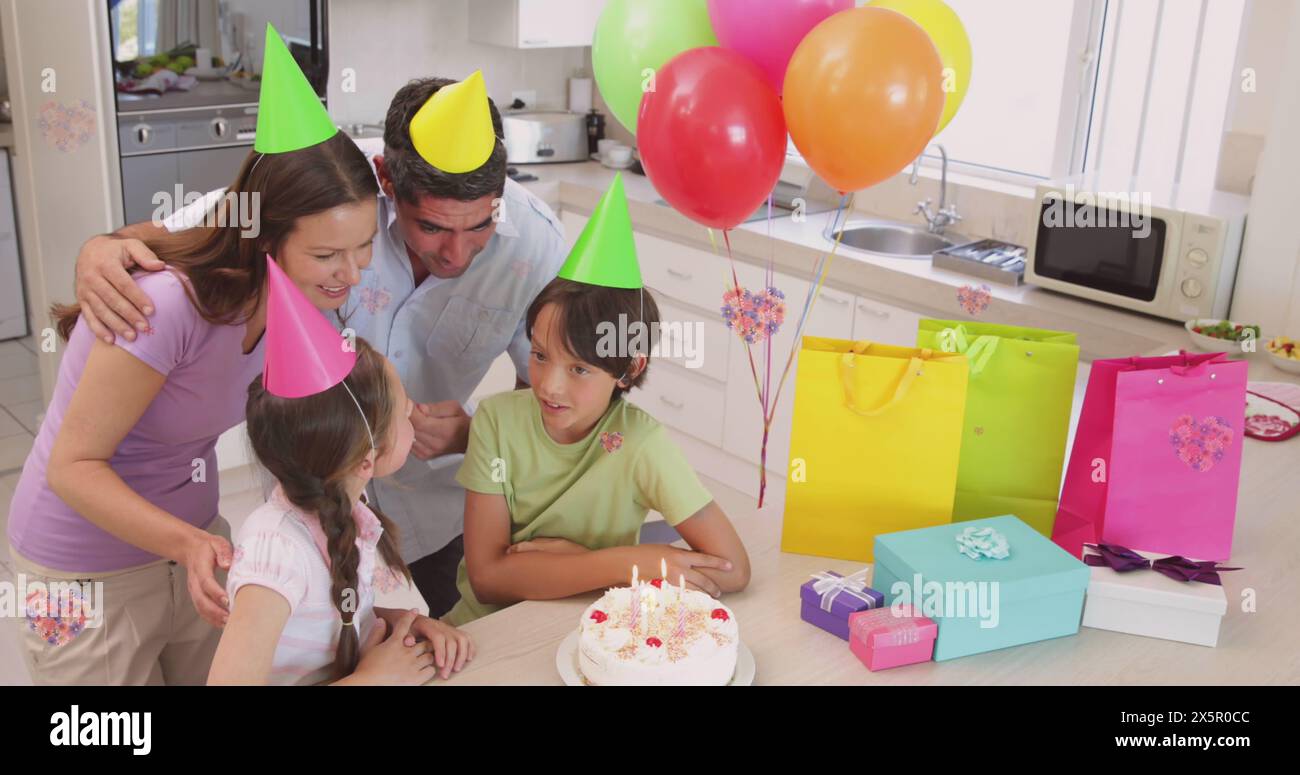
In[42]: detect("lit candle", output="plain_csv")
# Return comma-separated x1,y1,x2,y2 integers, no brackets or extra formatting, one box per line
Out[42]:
660,557,668,584
647,584,659,633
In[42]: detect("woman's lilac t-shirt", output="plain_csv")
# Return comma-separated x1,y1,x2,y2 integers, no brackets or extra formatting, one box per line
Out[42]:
8,270,266,572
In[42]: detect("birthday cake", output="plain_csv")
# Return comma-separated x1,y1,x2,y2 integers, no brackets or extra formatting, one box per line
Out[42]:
577,584,739,686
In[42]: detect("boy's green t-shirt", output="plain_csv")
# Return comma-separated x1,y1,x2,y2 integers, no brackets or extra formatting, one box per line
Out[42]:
444,389,714,625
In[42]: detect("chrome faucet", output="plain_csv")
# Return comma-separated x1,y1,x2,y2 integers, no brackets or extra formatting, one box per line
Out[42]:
909,144,962,234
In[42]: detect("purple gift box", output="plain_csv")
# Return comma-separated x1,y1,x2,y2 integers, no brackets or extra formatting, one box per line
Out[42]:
800,570,885,640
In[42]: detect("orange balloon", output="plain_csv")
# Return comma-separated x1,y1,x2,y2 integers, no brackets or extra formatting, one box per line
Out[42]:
784,7,944,192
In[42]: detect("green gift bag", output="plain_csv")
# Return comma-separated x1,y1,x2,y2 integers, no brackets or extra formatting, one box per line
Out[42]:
916,320,1080,536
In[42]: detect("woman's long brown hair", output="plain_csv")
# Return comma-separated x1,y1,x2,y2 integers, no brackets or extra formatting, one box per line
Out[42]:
54,131,379,340
244,338,410,680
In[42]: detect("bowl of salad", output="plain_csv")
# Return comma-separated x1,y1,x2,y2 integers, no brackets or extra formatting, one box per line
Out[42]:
1266,336,1300,374
1186,318,1261,353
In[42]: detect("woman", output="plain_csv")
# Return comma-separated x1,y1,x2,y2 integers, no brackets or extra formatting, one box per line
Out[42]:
7,129,380,685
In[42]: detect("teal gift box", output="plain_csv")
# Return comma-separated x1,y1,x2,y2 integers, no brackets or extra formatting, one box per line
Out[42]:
872,515,1089,661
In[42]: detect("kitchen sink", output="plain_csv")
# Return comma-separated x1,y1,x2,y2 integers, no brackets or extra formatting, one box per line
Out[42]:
828,219,969,260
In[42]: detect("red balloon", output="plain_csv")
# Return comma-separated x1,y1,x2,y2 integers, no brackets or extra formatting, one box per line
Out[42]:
636,47,787,231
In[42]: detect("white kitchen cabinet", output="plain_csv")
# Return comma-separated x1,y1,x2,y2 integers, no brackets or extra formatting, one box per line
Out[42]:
656,298,731,384
626,361,728,448
638,230,733,315
851,294,923,346
468,0,603,49
721,265,857,476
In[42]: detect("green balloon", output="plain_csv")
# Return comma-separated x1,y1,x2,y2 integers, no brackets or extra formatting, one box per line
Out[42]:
592,0,718,136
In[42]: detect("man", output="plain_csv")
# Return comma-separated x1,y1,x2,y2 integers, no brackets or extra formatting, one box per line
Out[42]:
73,73,568,617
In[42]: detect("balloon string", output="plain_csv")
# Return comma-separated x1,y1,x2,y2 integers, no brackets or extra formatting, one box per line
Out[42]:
710,228,765,404
720,230,765,404
765,192,855,429
757,194,777,507
763,194,774,411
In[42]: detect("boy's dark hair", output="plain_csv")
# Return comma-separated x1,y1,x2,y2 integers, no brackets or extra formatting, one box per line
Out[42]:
382,77,507,204
525,278,660,400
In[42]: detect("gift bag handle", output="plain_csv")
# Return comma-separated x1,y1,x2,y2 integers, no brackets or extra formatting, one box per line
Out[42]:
936,324,999,376
1128,349,1218,378
838,342,927,417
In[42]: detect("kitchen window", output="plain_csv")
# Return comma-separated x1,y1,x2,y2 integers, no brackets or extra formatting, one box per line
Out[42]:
110,0,162,61
794,0,1249,190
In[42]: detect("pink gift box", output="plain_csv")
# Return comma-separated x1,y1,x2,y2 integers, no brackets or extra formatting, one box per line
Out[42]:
848,605,937,671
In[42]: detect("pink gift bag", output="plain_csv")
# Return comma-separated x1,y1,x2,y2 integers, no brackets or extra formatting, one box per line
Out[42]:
1053,351,1247,561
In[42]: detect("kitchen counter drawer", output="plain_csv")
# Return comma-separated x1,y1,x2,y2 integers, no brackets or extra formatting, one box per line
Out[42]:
852,295,922,346
626,363,727,448
655,298,730,383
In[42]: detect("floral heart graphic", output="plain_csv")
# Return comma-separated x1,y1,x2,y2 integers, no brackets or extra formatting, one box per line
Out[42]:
721,285,786,344
957,284,992,316
38,100,97,153
1168,415,1234,472
599,431,623,453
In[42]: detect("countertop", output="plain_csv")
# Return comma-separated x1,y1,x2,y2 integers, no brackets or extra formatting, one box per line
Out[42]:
115,79,261,114
518,161,1227,361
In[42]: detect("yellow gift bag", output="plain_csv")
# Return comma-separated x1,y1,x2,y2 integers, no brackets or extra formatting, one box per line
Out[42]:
781,338,969,561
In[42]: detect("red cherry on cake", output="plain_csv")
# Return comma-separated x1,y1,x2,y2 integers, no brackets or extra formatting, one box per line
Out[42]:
711,608,729,621
645,637,663,648
590,610,608,623
649,578,663,589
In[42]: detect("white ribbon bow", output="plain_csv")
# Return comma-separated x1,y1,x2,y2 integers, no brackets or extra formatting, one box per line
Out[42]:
810,568,873,612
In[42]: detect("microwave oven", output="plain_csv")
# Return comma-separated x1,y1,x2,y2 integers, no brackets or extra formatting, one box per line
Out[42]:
1024,177,1250,321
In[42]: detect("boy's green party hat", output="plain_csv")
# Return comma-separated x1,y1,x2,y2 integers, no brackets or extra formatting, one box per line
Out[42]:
254,23,337,153
557,174,643,289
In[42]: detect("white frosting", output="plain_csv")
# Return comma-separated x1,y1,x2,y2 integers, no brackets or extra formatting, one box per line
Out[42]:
577,585,738,686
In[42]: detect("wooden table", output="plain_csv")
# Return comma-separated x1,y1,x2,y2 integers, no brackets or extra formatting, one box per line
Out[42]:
431,356,1300,686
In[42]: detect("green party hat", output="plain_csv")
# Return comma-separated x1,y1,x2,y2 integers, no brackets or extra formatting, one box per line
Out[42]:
254,23,337,153
557,174,642,289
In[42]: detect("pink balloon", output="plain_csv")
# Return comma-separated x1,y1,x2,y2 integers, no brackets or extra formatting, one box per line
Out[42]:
707,0,854,94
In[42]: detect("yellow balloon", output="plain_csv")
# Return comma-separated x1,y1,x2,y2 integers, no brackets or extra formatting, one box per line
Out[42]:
868,0,972,135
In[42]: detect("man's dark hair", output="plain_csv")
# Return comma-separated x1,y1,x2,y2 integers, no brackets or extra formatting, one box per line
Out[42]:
382,77,507,204
525,278,661,400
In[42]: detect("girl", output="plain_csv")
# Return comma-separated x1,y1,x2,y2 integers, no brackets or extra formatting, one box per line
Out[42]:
209,338,472,685
445,276,752,626
7,128,379,685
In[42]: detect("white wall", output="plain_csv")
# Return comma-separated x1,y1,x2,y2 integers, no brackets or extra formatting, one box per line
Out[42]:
1218,0,1294,193
325,0,588,126
1229,1,1300,335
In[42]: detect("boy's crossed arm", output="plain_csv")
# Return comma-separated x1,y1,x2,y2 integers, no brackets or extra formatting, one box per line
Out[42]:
462,491,751,606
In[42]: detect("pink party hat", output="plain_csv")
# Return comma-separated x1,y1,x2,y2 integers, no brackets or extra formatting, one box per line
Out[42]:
263,255,356,398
